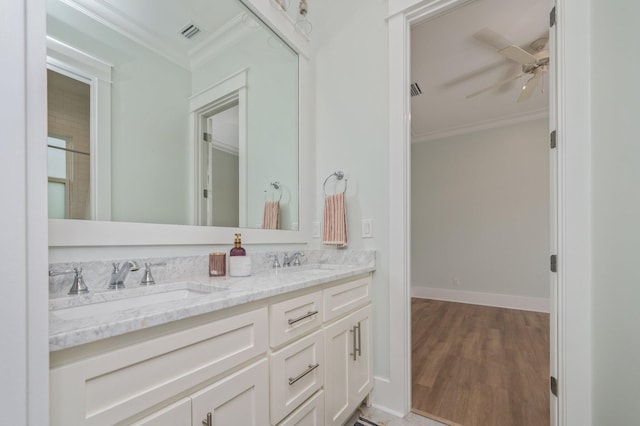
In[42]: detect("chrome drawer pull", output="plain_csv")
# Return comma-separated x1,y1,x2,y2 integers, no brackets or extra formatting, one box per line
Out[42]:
355,322,362,358
288,363,320,385
287,310,319,325
202,412,212,425
350,326,357,360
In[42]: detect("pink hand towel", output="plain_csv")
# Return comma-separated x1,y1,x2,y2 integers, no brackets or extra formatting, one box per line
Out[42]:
262,200,280,229
322,192,348,246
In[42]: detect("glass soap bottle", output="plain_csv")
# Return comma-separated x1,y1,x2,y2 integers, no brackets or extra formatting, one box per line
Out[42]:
230,233,246,256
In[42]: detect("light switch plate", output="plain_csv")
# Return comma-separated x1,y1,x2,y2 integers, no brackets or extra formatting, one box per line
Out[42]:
312,221,321,238
362,218,373,238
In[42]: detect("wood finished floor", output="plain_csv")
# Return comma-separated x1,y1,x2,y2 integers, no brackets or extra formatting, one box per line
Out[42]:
411,298,550,426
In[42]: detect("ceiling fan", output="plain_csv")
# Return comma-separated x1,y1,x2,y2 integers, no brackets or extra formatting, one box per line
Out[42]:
466,30,549,103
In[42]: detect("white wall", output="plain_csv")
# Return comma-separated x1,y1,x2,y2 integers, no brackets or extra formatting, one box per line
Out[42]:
311,0,391,380
411,119,550,305
591,1,640,423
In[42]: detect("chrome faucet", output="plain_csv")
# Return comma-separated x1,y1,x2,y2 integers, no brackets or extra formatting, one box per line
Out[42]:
283,252,304,267
109,260,139,289
292,252,305,266
49,267,89,295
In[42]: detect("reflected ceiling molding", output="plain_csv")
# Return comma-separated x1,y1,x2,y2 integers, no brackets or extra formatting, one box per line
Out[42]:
189,13,261,70
58,0,261,71
411,107,549,143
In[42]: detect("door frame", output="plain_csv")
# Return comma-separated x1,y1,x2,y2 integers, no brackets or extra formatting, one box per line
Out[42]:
189,70,248,227
385,1,592,425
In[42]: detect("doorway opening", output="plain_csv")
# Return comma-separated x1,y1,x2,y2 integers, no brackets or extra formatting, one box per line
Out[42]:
407,0,553,424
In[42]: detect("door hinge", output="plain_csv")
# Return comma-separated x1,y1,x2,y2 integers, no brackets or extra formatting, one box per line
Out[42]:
203,132,212,142
550,254,558,273
550,6,556,28
550,130,557,149
203,189,208,198
550,376,558,397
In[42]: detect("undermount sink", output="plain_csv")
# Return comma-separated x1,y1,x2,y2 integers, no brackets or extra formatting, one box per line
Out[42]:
50,283,221,321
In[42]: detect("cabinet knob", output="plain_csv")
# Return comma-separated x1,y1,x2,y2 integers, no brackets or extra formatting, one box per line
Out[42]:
202,412,212,425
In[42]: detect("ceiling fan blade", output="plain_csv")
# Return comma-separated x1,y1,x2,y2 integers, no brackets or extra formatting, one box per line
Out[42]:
499,45,538,65
517,69,543,102
473,28,512,50
466,72,524,99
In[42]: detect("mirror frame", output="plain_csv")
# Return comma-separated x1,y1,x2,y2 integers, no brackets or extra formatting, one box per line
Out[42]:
48,0,312,246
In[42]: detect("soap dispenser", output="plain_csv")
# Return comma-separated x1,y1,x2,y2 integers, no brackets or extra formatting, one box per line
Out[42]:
229,233,251,277
230,233,246,256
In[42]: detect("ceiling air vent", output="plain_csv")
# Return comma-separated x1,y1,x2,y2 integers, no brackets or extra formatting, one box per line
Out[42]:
179,22,202,40
410,82,423,97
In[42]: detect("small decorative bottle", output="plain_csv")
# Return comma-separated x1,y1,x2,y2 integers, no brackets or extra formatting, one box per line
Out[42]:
230,233,246,256
229,233,251,277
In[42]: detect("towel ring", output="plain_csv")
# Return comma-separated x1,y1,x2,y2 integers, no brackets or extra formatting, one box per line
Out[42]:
323,171,347,196
265,181,283,202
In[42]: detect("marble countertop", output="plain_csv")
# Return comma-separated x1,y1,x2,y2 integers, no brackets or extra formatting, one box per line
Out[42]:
49,262,375,351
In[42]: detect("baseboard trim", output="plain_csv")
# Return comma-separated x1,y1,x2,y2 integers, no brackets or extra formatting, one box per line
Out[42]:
411,408,463,426
411,286,550,313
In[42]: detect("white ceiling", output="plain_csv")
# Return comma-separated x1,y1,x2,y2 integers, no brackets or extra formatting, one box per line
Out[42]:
410,0,550,142
49,0,260,69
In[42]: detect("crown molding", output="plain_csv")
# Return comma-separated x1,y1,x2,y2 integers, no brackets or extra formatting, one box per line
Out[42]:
411,107,549,143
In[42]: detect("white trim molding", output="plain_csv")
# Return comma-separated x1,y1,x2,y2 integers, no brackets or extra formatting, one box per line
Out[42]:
189,70,248,227
386,0,593,424
411,286,550,313
411,108,549,143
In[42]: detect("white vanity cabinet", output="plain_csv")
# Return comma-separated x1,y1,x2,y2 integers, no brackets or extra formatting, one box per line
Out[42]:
49,273,373,426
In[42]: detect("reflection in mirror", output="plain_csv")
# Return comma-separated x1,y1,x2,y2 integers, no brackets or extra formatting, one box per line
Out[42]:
47,70,92,220
46,0,299,230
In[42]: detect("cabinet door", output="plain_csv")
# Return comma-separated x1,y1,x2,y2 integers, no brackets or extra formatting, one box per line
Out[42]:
348,305,373,410
191,359,269,426
323,311,353,426
324,305,373,426
130,398,191,426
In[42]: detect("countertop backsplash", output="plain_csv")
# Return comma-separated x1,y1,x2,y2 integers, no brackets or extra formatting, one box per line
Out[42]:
48,249,375,299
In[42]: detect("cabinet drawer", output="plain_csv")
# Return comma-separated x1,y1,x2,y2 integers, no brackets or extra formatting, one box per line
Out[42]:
270,330,324,425
323,275,371,323
191,359,269,426
270,290,323,348
277,390,324,426
50,307,268,426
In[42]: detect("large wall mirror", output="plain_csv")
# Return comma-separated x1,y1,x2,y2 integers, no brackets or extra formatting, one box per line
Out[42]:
46,0,299,237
